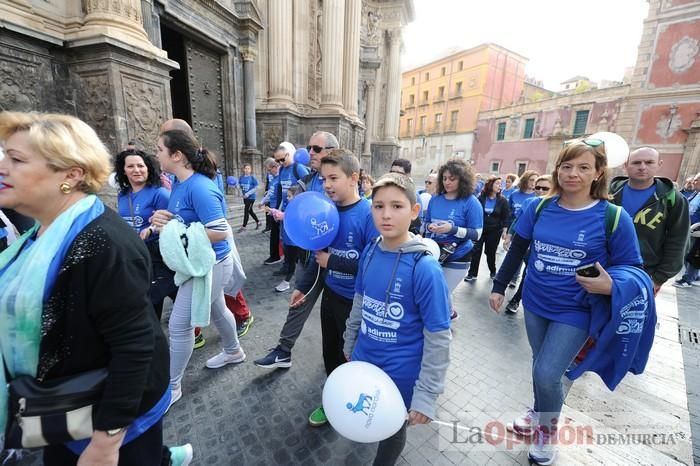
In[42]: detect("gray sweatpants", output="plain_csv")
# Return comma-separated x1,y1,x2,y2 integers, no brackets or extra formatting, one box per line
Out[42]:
277,265,327,353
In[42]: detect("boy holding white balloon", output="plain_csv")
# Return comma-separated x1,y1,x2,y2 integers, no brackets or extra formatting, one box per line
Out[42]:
301,149,379,427
343,172,451,465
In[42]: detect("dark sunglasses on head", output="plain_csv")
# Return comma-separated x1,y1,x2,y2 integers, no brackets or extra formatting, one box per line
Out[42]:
307,145,336,153
534,186,550,192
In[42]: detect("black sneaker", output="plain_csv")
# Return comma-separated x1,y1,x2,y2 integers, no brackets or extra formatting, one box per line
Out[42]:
264,257,283,265
463,275,476,282
505,300,520,313
254,347,292,369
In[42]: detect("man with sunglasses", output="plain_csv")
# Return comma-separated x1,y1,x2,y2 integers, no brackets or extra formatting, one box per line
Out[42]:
610,147,689,293
254,131,339,370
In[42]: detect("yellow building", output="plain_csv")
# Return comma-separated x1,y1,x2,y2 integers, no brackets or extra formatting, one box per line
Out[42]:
399,43,527,175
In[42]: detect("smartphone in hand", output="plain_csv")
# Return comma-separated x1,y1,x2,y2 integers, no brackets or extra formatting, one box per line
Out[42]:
575,263,600,278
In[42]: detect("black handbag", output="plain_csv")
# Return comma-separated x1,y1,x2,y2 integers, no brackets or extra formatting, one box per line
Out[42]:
5,368,108,448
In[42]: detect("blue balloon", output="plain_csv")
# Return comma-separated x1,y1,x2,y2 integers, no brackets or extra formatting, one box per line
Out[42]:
284,191,339,250
226,176,238,186
294,148,310,165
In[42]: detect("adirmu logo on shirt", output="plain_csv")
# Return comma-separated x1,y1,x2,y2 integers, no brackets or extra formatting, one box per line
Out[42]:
533,239,587,275
361,295,402,343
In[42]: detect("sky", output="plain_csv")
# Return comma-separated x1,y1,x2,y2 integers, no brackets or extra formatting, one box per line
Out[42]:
401,0,649,90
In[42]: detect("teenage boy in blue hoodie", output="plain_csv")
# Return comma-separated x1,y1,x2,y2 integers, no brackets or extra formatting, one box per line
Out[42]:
344,173,452,465
304,149,379,427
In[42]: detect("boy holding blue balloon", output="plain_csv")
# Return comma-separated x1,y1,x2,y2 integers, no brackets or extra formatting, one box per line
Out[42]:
343,172,451,465
298,149,379,427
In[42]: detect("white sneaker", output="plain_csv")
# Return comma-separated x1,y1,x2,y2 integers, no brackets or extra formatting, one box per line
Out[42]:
528,426,557,465
506,408,539,437
166,385,182,412
275,280,290,292
205,349,246,369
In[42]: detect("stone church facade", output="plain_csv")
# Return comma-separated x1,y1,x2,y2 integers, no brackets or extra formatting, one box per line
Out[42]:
0,0,412,177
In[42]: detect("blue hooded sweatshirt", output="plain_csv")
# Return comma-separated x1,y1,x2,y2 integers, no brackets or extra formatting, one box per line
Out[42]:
567,265,657,391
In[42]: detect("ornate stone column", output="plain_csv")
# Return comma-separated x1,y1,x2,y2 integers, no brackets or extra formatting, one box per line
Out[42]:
320,0,344,109
242,48,258,149
343,0,361,117
140,0,161,48
267,0,293,104
83,0,149,42
383,29,401,142
363,82,376,158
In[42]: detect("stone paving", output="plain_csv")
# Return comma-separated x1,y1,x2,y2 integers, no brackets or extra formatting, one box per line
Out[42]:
6,200,698,465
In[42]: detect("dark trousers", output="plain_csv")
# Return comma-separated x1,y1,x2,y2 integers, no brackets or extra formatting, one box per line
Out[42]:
467,228,501,277
320,285,352,376
264,212,273,231
242,198,259,227
374,422,408,466
44,419,171,466
283,244,302,281
278,266,326,352
269,221,281,260
510,252,530,304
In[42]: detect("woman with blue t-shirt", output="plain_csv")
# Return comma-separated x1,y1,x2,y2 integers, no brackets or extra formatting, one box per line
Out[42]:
465,175,510,281
114,149,174,319
489,140,642,465
238,163,260,232
425,159,483,321
151,130,246,409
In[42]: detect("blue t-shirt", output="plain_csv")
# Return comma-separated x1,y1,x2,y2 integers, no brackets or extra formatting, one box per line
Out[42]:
352,243,451,407
279,163,310,209
474,180,484,196
502,187,516,200
484,197,496,215
509,190,537,223
621,184,656,218
169,173,231,261
425,194,484,259
689,193,700,224
514,198,642,329
239,175,259,200
117,186,170,239
324,198,379,299
267,174,280,208
306,171,325,194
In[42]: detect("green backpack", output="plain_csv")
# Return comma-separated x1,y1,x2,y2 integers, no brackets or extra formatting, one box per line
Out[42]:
534,197,622,240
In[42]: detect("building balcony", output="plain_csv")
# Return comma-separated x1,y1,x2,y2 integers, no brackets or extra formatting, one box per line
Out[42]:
445,124,458,133
433,95,445,104
405,102,415,110
449,90,463,99
418,99,430,107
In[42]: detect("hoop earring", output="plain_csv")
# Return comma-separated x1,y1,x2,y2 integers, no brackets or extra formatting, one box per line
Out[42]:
60,182,72,194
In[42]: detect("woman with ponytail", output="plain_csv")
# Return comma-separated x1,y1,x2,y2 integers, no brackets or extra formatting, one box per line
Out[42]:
151,130,245,409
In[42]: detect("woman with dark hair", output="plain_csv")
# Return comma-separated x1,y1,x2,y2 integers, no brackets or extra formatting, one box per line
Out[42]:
489,140,643,465
465,175,510,281
151,130,245,409
425,159,483,320
114,149,174,319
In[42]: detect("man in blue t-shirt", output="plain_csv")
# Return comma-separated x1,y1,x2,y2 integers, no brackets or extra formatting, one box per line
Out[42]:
610,147,689,292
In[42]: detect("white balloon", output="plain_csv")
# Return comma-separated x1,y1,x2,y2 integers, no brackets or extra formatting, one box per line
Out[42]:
107,172,119,190
421,237,441,260
588,132,629,169
322,361,407,443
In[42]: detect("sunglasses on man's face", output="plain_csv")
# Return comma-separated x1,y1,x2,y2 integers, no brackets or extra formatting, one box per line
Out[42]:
534,186,550,192
307,145,335,153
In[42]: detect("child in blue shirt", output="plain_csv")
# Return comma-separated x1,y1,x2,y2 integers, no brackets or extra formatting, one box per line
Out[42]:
238,163,260,231
344,172,451,465
301,149,379,428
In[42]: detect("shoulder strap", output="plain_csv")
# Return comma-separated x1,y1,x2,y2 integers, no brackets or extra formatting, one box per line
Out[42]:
604,202,621,240
534,196,553,219
292,162,300,180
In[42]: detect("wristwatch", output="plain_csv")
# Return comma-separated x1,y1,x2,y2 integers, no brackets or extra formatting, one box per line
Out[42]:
105,427,127,437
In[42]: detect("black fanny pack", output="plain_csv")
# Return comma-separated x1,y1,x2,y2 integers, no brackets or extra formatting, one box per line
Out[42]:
5,368,108,448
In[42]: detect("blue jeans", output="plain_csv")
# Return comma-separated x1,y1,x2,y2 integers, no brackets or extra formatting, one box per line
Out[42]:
524,309,588,431
681,262,699,283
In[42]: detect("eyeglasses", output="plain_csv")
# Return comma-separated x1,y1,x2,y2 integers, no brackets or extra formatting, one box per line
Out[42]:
566,138,604,148
534,186,550,192
307,145,336,153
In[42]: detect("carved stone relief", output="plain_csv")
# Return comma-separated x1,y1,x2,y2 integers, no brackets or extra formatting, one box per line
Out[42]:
668,36,699,74
122,75,164,148
0,60,37,111
263,123,283,154
360,4,382,46
79,74,112,141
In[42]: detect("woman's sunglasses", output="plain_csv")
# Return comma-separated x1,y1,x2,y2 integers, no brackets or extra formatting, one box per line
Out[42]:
307,145,336,153
534,186,550,192
565,138,604,148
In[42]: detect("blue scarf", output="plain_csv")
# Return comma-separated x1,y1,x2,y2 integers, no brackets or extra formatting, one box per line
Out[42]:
0,195,104,449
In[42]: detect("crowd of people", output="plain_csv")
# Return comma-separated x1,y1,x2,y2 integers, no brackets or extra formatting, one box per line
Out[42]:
0,110,697,466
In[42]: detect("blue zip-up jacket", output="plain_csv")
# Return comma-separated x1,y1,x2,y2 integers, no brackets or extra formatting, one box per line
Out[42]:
567,265,657,391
